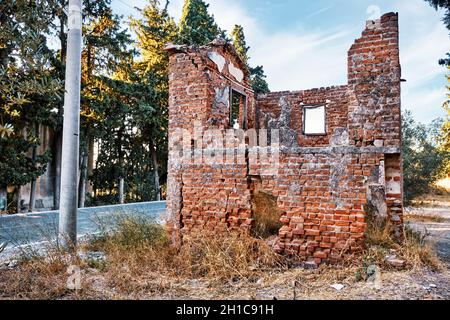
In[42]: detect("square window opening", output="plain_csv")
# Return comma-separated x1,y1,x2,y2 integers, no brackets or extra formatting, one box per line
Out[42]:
303,105,326,135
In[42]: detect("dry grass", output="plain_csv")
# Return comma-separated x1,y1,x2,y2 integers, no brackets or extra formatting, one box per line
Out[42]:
360,217,444,272
86,215,288,294
0,246,90,299
0,212,447,300
411,182,450,208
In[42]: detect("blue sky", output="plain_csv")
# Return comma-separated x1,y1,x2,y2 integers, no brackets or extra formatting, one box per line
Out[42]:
112,0,450,123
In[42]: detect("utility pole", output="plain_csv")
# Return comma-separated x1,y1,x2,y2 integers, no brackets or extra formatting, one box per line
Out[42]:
59,0,82,249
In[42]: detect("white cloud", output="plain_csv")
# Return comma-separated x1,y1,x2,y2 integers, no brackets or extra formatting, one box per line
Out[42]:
250,29,351,90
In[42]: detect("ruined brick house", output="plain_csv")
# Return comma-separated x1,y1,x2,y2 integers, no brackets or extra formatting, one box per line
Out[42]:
166,12,403,264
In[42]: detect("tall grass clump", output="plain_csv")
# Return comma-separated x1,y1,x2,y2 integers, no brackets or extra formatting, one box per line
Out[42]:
86,214,287,292
362,213,443,271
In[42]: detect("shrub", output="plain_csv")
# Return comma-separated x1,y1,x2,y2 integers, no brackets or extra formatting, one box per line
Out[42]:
402,111,448,203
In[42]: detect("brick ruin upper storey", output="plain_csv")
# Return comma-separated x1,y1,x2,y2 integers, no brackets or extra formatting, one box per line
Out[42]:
165,38,255,133
256,12,401,152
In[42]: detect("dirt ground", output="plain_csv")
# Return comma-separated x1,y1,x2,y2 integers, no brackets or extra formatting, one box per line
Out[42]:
406,192,450,266
75,197,450,300
77,264,449,300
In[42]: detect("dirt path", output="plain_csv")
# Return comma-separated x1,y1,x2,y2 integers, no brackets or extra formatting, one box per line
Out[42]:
406,205,450,265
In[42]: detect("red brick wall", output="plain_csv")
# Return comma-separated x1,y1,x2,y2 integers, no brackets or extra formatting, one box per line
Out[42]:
165,41,255,239
249,152,387,264
348,12,401,148
256,86,349,147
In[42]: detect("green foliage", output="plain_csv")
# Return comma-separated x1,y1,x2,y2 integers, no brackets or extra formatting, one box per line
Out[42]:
441,66,450,150
0,134,51,187
131,0,177,76
87,0,175,205
0,0,62,189
402,111,448,202
0,0,271,208
424,1,450,182
231,25,249,65
250,66,270,95
229,25,270,95
178,0,224,45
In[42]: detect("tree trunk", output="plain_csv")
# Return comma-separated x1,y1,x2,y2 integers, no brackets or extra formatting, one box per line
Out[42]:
29,123,39,212
16,186,21,213
77,41,93,208
87,137,94,195
149,137,161,201
78,136,89,208
53,130,63,209
118,178,124,204
117,126,125,204
0,185,7,212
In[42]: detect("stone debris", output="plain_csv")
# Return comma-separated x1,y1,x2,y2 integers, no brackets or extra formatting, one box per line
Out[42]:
0,259,18,270
304,261,318,270
78,251,107,265
385,254,405,269
330,284,345,291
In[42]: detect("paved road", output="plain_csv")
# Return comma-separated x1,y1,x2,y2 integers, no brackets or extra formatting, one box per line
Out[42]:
0,201,166,260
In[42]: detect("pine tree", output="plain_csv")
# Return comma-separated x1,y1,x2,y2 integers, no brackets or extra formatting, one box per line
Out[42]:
178,0,223,45
231,25,250,65
230,24,270,95
131,0,177,76
129,0,177,201
78,5,137,206
249,66,270,95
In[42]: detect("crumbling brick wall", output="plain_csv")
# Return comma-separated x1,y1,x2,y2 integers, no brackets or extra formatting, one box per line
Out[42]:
165,39,256,242
166,12,403,264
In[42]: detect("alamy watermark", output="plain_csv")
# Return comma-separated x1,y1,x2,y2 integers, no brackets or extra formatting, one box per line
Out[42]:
67,265,81,290
170,122,281,176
